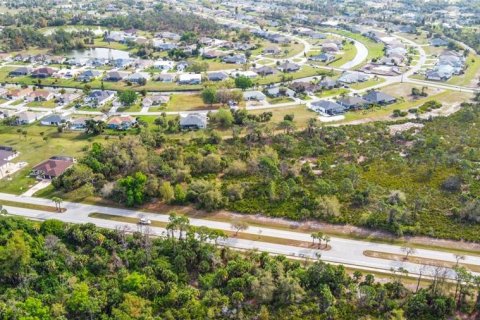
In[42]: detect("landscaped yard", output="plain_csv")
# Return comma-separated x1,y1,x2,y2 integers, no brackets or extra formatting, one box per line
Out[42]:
26,100,57,108
267,97,295,105
349,77,386,90
315,88,349,98
0,125,99,194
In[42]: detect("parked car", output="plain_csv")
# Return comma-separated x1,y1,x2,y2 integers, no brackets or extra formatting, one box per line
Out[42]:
138,217,151,225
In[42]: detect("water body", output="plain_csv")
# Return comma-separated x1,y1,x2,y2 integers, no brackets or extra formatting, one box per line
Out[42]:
67,48,130,60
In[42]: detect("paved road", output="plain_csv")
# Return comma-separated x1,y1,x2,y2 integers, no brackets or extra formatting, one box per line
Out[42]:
339,38,368,70
1,192,478,279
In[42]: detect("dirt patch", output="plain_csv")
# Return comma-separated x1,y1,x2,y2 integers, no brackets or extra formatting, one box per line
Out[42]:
389,122,424,135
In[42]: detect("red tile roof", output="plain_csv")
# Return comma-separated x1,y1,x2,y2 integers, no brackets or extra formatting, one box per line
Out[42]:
32,158,74,177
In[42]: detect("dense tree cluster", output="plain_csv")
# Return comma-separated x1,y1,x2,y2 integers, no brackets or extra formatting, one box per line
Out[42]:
0,216,477,319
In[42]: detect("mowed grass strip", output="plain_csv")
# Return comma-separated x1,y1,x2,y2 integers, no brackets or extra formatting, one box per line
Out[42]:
0,200,60,212
89,212,330,250
364,250,480,273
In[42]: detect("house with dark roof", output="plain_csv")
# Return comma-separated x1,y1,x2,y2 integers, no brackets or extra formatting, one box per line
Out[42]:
78,70,101,82
40,114,68,126
337,96,370,110
362,91,396,105
31,67,55,78
309,53,336,63
31,156,75,179
310,100,346,116
9,67,32,77
156,74,175,83
254,66,277,76
85,90,115,106
207,72,229,82
277,62,300,73
104,71,127,82
243,91,266,101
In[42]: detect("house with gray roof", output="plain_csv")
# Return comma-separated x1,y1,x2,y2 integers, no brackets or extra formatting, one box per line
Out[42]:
207,72,229,82
180,113,208,130
310,100,345,116
243,91,266,101
277,62,300,73
362,91,396,105
9,67,32,77
40,114,68,126
338,71,370,84
337,96,369,110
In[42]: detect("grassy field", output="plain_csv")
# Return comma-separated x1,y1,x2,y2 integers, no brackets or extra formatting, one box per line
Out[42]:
349,77,386,90
337,90,470,123
164,93,220,111
0,125,100,194
26,100,57,108
256,66,335,85
249,104,315,129
267,97,295,104
0,199,59,212
328,42,358,68
315,88,349,98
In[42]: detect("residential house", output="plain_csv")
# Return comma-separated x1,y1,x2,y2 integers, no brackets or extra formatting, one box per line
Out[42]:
180,113,208,130
4,88,32,100
207,72,229,82
223,54,247,64
78,70,101,82
31,156,75,179
338,71,370,84
156,74,175,83
319,78,338,89
322,42,340,53
153,42,177,51
243,91,266,101
337,96,369,110
309,53,336,63
232,71,258,78
113,58,133,69
153,60,175,71
9,67,32,77
27,90,54,102
176,61,189,72
142,95,169,108
277,62,300,73
289,81,321,94
31,67,56,78
85,90,115,106
362,90,396,105
104,71,128,82
255,66,277,76
15,111,40,125
265,86,295,98
126,72,148,84
430,38,449,47
40,114,67,126
107,115,136,130
0,146,18,174
178,74,202,85
263,46,281,55
70,117,88,131
310,100,345,116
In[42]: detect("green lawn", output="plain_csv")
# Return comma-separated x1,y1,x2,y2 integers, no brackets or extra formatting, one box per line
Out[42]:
26,100,57,108
164,93,219,111
256,66,335,86
267,97,295,105
349,77,386,90
315,88,349,98
0,125,100,194
117,101,142,112
328,42,358,68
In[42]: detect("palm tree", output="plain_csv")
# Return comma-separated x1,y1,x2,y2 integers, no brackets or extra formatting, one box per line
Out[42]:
51,197,63,212
323,235,330,249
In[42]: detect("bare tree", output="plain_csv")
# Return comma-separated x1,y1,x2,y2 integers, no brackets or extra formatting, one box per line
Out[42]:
231,220,249,236
454,254,466,267
401,245,416,260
